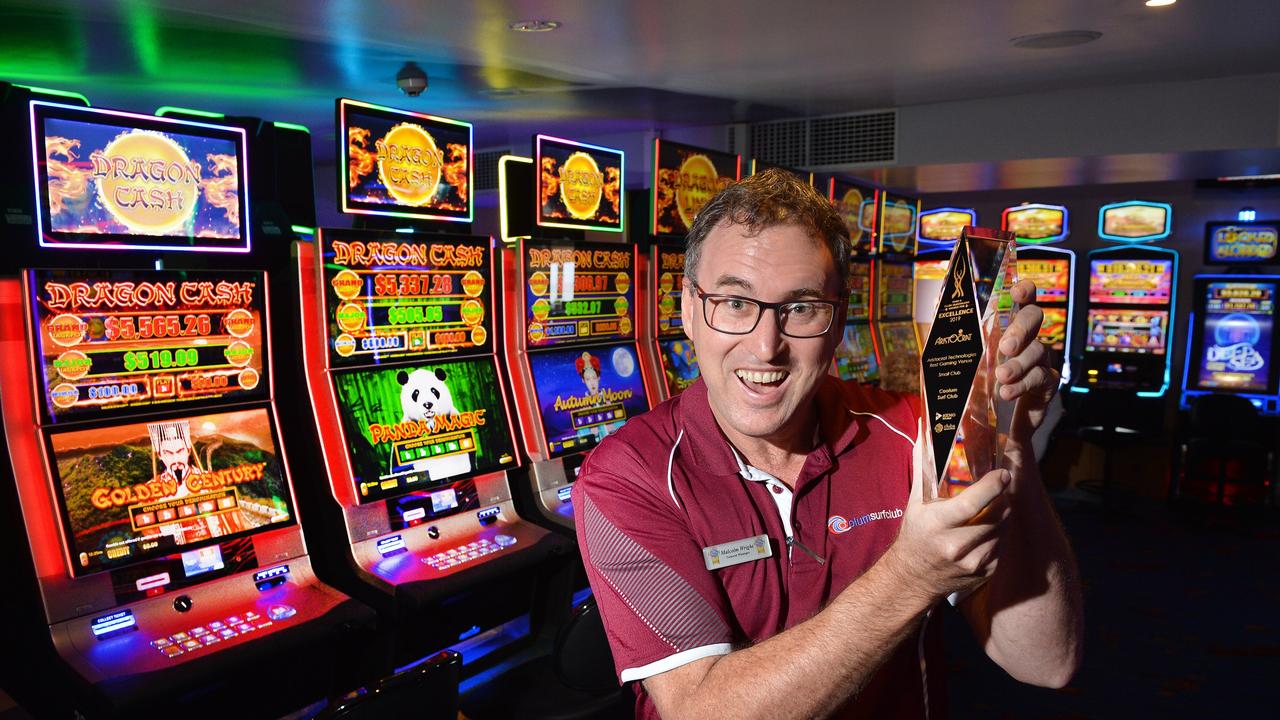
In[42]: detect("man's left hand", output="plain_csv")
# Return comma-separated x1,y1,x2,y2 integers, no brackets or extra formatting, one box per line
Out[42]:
995,279,1060,438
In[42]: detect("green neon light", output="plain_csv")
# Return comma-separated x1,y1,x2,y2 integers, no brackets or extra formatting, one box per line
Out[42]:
155,105,224,119
124,0,161,75
291,225,316,236
274,121,311,133
15,85,89,106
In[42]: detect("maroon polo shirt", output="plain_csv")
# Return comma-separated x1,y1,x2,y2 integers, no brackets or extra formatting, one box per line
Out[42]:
573,376,947,720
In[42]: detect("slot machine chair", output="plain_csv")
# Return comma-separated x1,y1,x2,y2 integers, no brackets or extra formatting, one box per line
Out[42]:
1173,394,1274,511
1071,387,1146,507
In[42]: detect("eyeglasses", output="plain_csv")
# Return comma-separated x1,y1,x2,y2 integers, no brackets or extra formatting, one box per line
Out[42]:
693,283,839,338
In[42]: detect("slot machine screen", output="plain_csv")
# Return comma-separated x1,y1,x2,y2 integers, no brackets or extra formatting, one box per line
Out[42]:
653,243,688,338
337,98,473,223
31,102,249,252
918,208,975,244
1017,258,1070,303
523,241,635,348
848,260,872,321
1205,222,1279,264
877,262,913,318
330,356,518,505
1085,309,1168,355
1089,259,1173,305
1099,201,1171,242
1039,307,1068,349
46,407,295,577
1002,204,1068,245
1194,281,1276,393
320,231,493,367
651,139,739,237
535,136,623,233
28,268,268,423
656,338,699,396
527,342,650,458
830,179,877,256
834,323,879,383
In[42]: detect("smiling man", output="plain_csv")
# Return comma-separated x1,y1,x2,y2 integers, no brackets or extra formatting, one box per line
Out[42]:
572,169,1083,720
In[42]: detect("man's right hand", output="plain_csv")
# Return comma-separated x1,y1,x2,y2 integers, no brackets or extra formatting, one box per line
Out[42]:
882,420,1012,605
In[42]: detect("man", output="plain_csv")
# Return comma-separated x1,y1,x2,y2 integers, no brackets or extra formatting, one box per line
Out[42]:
573,169,1082,719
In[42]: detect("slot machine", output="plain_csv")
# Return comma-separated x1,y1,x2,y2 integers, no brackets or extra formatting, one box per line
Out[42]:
645,138,740,399
0,91,373,718
290,98,565,665
1002,203,1076,385
1181,220,1280,413
871,190,921,393
500,136,654,532
829,177,880,383
1075,201,1178,396
913,207,976,342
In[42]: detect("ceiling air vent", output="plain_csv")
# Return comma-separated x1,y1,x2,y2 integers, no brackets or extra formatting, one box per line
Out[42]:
475,148,510,191
750,119,808,168
809,110,896,166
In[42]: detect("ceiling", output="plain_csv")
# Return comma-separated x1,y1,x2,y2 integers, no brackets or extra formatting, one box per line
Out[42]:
3,0,1279,181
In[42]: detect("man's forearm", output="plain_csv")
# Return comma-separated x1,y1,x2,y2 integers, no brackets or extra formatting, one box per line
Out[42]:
964,442,1083,687
648,551,932,720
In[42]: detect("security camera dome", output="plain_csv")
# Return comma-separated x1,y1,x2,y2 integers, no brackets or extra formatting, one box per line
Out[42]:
396,62,428,96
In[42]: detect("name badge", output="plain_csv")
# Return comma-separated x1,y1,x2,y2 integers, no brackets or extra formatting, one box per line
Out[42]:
703,533,772,571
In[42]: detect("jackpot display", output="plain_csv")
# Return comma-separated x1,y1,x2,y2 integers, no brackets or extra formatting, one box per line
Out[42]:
1018,258,1070,303
337,98,473,222
1098,201,1171,242
918,208,975,244
1194,281,1275,392
830,179,877,256
1002,204,1068,245
651,139,738,237
1089,259,1173,305
331,357,517,504
28,268,267,422
527,342,650,458
32,102,249,252
46,407,294,576
321,231,492,367
536,136,623,233
1206,222,1279,264
524,241,635,348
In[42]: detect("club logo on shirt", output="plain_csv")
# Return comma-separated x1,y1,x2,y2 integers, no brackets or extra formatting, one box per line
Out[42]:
828,508,904,534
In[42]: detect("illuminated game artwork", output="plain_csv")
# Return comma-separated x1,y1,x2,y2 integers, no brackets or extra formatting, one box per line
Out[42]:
878,321,920,392
1098,201,1171,242
877,262,914,319
527,342,650,457
657,338,700,396
31,102,249,252
1002,204,1068,245
830,179,877,256
651,139,739,237
47,407,294,576
1017,258,1070,303
1039,307,1068,350
653,243,687,337
337,98,472,222
1206,222,1279,264
536,135,623,233
1196,281,1275,393
877,193,918,254
918,208,976,244
331,357,517,504
1089,259,1174,305
834,324,879,383
524,241,635,348
1086,309,1168,354
848,260,872,321
320,230,492,367
28,268,267,423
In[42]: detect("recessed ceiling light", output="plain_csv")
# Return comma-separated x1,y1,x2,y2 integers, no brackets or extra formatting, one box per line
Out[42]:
1010,30,1103,49
1145,0,1176,7
508,19,561,32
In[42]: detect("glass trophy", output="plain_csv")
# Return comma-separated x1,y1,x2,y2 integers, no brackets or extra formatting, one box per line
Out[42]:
919,226,1018,500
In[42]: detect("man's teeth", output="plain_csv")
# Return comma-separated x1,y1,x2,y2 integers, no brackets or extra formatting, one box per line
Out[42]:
736,369,788,384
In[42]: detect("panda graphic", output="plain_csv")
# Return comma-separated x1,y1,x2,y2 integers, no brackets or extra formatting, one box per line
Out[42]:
397,367,472,481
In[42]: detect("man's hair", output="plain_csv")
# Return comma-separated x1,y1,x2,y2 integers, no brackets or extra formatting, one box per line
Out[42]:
683,168,850,291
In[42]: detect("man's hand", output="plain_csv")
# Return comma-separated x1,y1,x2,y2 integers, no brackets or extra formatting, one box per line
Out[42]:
996,279,1060,438
882,421,1012,604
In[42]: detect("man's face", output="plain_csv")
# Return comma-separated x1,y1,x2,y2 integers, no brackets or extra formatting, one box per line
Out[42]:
157,436,191,480
682,221,844,444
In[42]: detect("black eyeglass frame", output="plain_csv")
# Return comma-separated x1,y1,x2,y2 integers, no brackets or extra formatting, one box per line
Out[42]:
691,283,841,338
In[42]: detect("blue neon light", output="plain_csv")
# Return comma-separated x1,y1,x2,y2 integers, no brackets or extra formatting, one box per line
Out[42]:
1240,208,1257,222
556,486,574,502
91,610,137,638
476,507,501,521
1097,200,1173,243
253,565,290,583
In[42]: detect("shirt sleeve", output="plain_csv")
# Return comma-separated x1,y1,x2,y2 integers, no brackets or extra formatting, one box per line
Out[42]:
572,439,734,684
